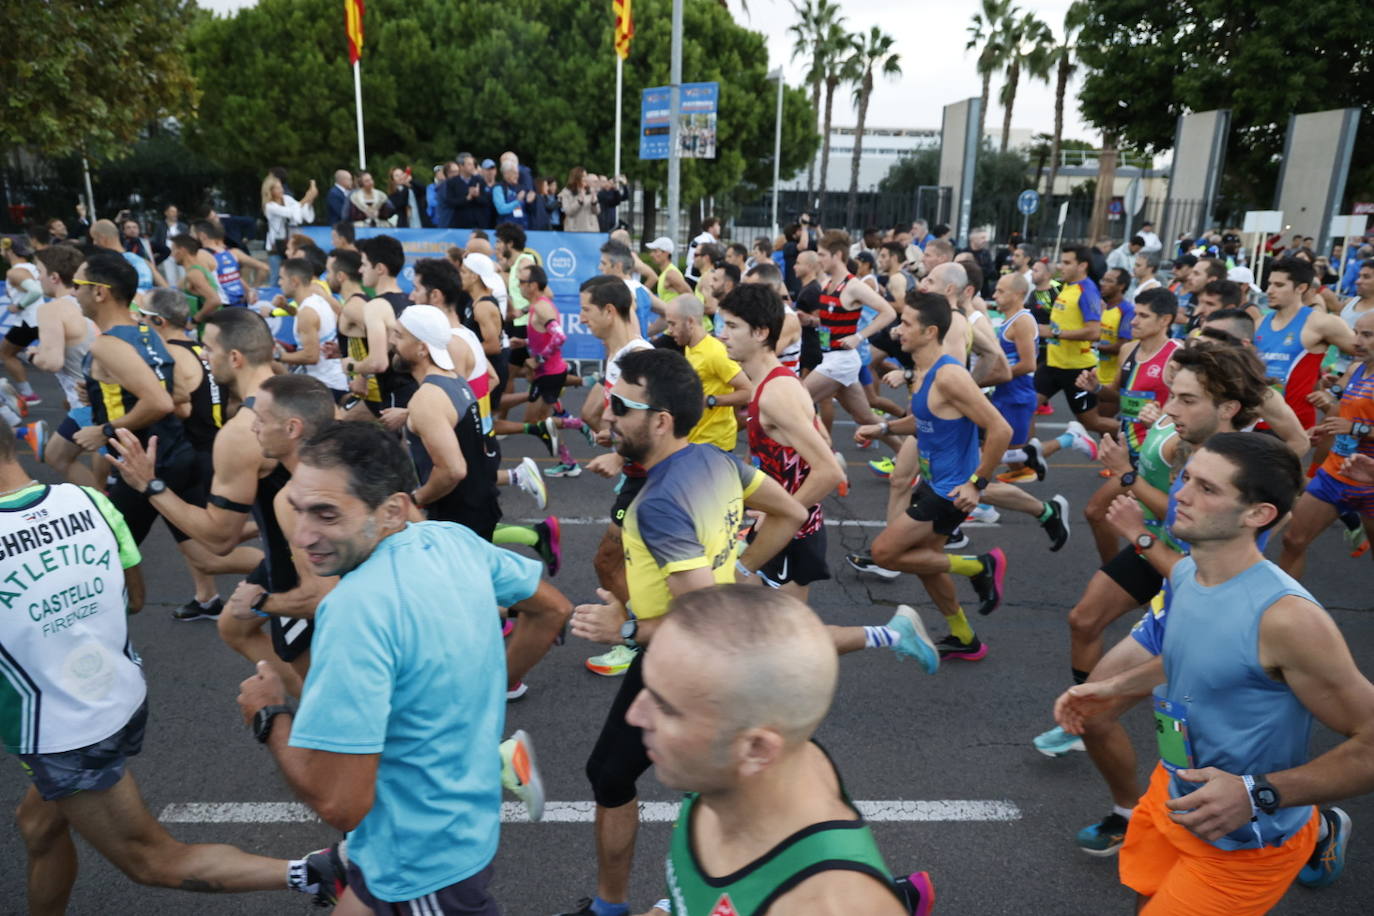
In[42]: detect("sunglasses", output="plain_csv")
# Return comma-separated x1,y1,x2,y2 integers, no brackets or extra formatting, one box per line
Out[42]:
73,278,112,289
609,391,666,417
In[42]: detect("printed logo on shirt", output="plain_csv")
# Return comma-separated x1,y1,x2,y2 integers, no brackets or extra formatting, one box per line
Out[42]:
710,895,740,916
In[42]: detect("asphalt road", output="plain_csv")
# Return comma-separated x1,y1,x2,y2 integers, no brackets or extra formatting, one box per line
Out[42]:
2,374,1372,916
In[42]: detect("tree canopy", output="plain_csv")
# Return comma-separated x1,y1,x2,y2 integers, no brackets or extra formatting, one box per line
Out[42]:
186,0,818,205
1076,0,1374,206
0,0,199,161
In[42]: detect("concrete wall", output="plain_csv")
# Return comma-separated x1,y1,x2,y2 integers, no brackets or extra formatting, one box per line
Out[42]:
1274,108,1361,252
1162,110,1229,244
939,98,980,245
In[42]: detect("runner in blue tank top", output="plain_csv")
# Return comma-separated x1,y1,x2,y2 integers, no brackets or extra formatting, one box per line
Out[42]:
1056,434,1374,906
857,291,1013,662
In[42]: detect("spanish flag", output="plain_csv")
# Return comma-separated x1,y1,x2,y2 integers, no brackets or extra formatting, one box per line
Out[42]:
345,0,365,65
613,0,633,60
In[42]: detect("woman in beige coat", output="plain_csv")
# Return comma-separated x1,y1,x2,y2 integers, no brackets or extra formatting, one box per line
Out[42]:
558,166,601,232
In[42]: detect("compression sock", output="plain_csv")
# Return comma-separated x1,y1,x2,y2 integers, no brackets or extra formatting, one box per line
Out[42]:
15,381,33,396
1113,805,1134,821
493,524,539,547
1072,668,1090,685
1037,501,1055,523
286,859,311,892
944,608,975,643
1056,432,1076,450
560,416,584,429
863,625,901,648
589,897,629,916
948,554,985,577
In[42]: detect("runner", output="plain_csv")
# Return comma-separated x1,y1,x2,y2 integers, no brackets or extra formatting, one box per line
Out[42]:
240,421,570,915
168,235,224,325
1,422,342,910
859,291,1012,662
1034,245,1104,440
1278,309,1374,576
1255,257,1355,432
555,347,813,916
2,235,44,410
275,257,348,399
989,271,1042,484
27,245,94,482
1057,432,1374,914
192,219,267,309
664,294,751,452
630,587,930,916
1095,267,1137,391
340,235,417,423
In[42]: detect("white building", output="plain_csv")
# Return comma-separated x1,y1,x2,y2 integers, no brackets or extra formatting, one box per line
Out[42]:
785,124,1037,192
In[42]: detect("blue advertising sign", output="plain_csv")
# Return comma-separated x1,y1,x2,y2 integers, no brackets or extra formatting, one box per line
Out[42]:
1017,189,1040,215
299,227,611,360
639,82,719,160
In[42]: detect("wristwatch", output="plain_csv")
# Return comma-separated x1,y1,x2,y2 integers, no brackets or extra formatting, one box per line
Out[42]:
706,395,718,408
1134,533,1156,554
102,422,117,440
620,618,640,650
1118,470,1138,487
969,474,990,491
144,478,167,496
252,704,293,744
902,368,915,383
1249,774,1281,816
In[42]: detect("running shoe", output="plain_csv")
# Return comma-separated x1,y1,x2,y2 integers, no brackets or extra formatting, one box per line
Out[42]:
1023,438,1048,481
19,392,40,408
936,633,987,661
499,728,545,821
996,466,1037,484
1065,420,1099,460
1298,806,1351,888
552,899,599,916
1035,403,1054,415
1342,517,1368,553
505,681,529,702
1076,812,1130,856
869,456,895,477
845,553,901,580
888,606,939,675
171,595,223,622
834,450,849,497
0,379,24,418
586,643,637,676
1041,494,1070,552
533,517,561,576
544,461,582,478
299,843,347,906
1032,724,1085,758
1098,468,1114,478
969,547,1006,615
512,456,548,510
20,420,47,460
502,618,515,638
966,503,1000,525
534,416,560,456
893,871,935,916
944,528,970,550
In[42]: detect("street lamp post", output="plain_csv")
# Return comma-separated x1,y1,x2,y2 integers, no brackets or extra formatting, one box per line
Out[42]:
770,67,783,239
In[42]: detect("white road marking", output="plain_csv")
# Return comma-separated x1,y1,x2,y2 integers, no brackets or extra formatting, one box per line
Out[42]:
160,799,1020,825
518,517,1000,529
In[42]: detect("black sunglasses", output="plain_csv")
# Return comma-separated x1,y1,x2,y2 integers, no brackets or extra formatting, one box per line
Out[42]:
609,391,667,417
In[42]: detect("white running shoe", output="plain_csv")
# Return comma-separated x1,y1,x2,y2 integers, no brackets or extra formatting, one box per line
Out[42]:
1065,420,1099,460
512,456,548,510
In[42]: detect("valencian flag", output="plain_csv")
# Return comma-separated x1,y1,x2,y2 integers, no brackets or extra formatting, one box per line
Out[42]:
613,0,633,60
345,0,365,65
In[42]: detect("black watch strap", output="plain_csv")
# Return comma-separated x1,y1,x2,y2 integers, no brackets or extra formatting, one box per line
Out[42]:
102,422,117,439
253,704,293,744
1119,470,1138,487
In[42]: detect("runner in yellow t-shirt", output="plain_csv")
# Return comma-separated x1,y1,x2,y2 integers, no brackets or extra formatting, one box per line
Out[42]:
1035,245,1103,420
665,294,751,451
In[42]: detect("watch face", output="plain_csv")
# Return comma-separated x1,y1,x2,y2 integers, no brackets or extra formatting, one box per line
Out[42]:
1256,787,1278,807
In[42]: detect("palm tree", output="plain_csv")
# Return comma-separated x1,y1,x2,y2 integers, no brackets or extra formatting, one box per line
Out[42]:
997,12,1054,152
966,0,1017,146
1043,2,1090,198
789,0,843,200
816,24,859,209
845,26,902,227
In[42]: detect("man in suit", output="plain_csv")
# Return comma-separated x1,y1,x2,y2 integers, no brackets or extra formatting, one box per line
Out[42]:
444,154,488,229
326,170,354,225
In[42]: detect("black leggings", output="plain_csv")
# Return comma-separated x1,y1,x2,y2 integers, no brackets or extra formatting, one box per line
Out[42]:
585,650,651,808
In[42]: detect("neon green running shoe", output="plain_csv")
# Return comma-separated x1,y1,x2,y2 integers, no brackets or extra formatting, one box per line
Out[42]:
586,644,637,676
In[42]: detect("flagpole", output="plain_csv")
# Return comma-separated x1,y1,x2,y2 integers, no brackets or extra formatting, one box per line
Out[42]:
614,55,623,180
353,60,366,171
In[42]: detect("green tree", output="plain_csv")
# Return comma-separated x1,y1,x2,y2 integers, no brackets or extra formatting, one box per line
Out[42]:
1042,2,1088,198
1076,0,1374,207
788,0,843,199
996,11,1053,153
186,0,818,222
814,24,859,204
845,26,901,227
966,0,1016,145
1,0,198,161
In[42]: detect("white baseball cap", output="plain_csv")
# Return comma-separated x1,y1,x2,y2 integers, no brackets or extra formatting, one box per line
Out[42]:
646,236,675,254
397,304,455,371
1227,265,1263,295
462,252,504,297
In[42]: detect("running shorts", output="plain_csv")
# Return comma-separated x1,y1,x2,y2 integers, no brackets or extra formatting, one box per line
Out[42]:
528,371,567,405
754,525,830,587
1034,365,1097,413
1306,468,1374,517
906,479,967,537
346,862,499,915
18,701,147,801
815,347,863,388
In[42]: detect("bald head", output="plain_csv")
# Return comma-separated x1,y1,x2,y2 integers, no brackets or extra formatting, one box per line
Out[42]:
796,250,820,277
928,262,967,302
465,236,494,257
334,169,353,188
669,293,705,323
90,219,121,248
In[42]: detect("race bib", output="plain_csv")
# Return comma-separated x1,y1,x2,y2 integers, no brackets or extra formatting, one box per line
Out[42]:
1153,686,1194,774
1119,389,1152,421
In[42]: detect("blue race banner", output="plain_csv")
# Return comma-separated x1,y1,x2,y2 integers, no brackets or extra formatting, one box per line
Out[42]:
299,227,610,360
639,82,719,160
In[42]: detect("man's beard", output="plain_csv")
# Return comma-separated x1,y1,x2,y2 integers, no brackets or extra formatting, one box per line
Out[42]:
615,430,649,465
392,353,413,374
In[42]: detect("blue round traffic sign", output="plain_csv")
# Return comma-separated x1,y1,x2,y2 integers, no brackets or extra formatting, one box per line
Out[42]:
1017,189,1040,216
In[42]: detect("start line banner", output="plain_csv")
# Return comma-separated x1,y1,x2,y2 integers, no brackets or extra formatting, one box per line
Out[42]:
299,227,610,360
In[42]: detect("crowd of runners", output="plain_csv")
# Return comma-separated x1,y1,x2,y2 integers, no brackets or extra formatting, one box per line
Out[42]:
2,205,1373,916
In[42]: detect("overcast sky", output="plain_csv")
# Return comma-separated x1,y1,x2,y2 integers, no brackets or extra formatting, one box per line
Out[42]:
199,0,1097,142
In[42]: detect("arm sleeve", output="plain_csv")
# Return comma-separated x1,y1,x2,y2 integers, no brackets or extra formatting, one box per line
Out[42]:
82,487,142,569
17,278,44,308
289,593,396,754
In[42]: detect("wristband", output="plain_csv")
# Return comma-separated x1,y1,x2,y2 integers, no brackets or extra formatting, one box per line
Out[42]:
250,592,271,618
879,420,890,436
653,901,671,914
1241,774,1260,821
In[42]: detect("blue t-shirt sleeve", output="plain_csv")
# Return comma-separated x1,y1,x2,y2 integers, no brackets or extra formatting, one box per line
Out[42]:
1118,301,1136,340
289,592,396,754
637,490,708,570
482,536,543,607
1078,280,1103,322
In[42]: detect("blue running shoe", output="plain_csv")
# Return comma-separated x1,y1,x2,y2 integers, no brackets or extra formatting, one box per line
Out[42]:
1076,812,1129,856
1033,724,1085,758
1298,807,1351,888
888,606,939,675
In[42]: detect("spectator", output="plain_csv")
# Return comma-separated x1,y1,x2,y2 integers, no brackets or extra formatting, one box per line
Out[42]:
964,228,995,298
262,173,318,286
685,216,722,285
150,205,187,260
121,218,158,268
909,218,930,251
386,166,426,228
444,154,488,229
347,171,396,227
541,177,562,230
1137,220,1162,253
326,169,353,225
1108,235,1144,272
528,178,556,231
71,201,91,239
499,151,535,195
425,164,447,227
493,162,530,229
597,174,629,232
46,216,70,241
558,167,600,232
781,220,813,296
